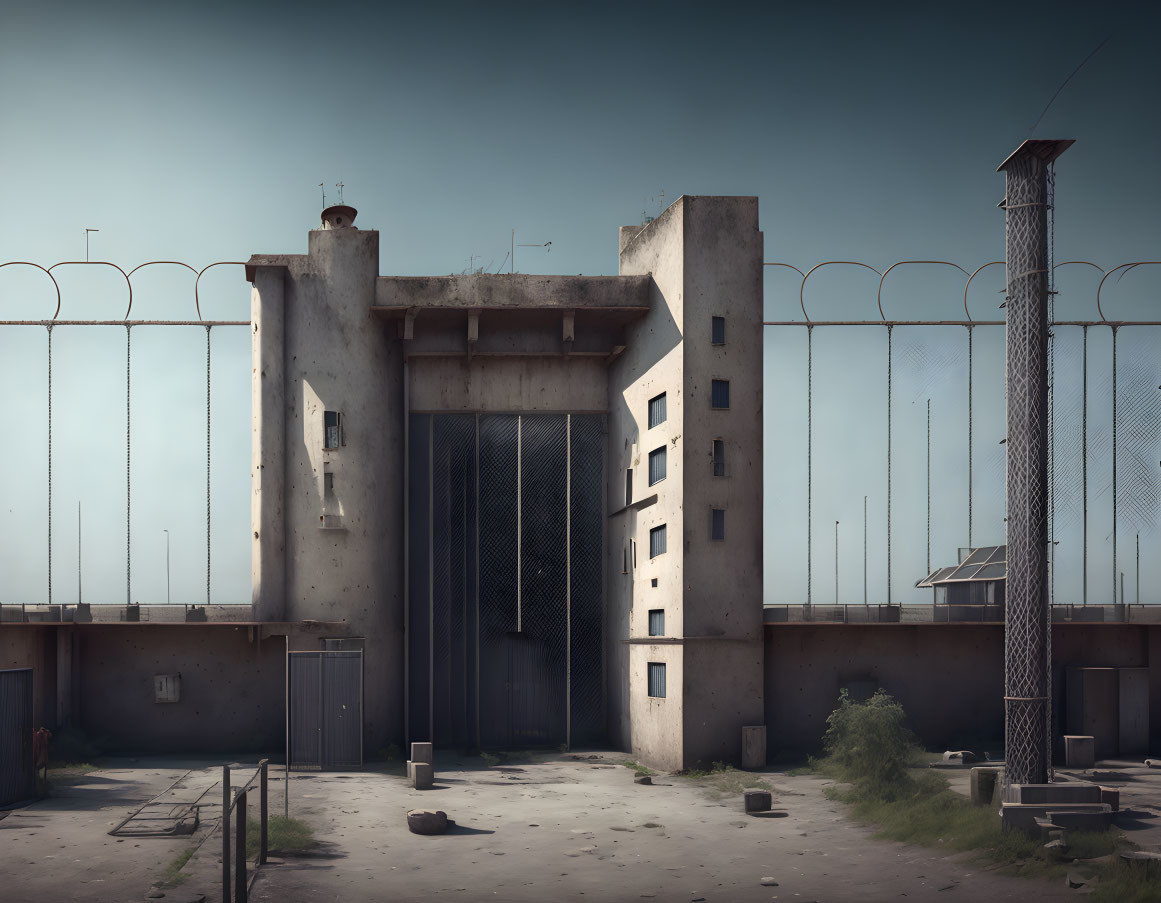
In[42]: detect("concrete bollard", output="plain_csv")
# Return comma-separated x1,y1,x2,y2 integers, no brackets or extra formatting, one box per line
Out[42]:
1099,786,1120,812
1063,735,1096,769
744,790,772,813
411,742,434,765
741,725,767,770
413,762,434,790
970,766,1003,806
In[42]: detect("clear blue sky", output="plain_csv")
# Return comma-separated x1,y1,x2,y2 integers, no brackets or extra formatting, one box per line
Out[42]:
1,0,1158,605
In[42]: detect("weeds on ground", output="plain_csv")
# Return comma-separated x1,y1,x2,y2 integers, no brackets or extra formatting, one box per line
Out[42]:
677,760,771,799
815,689,1145,894
47,762,98,774
246,816,315,858
159,849,193,888
622,760,655,777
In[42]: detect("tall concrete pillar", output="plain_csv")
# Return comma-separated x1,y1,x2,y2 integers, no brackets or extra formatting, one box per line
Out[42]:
999,139,1072,792
250,266,286,622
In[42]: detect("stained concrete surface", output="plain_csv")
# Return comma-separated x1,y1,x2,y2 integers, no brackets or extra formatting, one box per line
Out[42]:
10,753,1161,902
251,752,1078,903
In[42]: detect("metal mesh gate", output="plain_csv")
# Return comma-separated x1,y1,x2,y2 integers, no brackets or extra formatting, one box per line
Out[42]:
0,669,35,805
408,413,605,749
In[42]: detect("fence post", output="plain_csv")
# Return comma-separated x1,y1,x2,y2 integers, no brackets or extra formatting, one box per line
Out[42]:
259,759,268,865
235,789,248,903
221,765,231,903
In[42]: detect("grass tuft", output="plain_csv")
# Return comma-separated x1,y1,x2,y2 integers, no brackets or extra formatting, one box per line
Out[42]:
246,816,315,858
159,848,193,887
622,760,655,777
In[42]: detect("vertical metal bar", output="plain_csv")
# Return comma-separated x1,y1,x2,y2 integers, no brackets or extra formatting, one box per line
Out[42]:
833,520,838,604
317,652,323,768
235,789,247,903
807,324,813,607
284,641,289,817
926,398,931,574
967,325,973,547
474,413,481,750
221,765,231,902
206,325,212,606
1112,326,1118,605
46,325,52,608
886,324,893,605
402,362,410,751
259,760,268,865
1137,533,1140,605
517,414,523,632
566,414,572,749
1082,326,1088,605
428,416,434,742
462,460,469,743
863,495,867,605
126,324,131,607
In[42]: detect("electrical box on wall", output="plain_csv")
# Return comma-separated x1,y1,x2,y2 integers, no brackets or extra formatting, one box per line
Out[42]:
154,674,181,704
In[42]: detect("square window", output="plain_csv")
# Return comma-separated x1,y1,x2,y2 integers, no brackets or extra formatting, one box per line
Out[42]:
649,524,667,558
711,508,725,541
324,411,344,449
711,380,730,410
647,662,667,698
712,316,725,345
648,609,665,636
712,439,725,477
648,446,667,486
648,392,667,429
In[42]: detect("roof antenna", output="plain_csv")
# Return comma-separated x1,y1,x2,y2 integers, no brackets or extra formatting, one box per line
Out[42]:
335,182,344,204
319,183,327,207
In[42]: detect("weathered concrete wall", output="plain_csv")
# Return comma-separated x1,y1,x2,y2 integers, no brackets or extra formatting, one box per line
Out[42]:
376,273,651,310
680,197,764,765
278,226,404,752
409,357,608,412
251,267,286,621
611,201,685,760
765,622,1161,755
0,626,53,728
629,641,683,772
765,624,1006,753
76,626,285,753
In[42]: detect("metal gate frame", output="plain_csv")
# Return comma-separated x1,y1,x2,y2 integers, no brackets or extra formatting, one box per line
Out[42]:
286,650,364,770
0,668,35,806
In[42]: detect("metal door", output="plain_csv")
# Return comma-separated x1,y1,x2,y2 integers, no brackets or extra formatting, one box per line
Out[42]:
0,669,35,805
287,651,363,769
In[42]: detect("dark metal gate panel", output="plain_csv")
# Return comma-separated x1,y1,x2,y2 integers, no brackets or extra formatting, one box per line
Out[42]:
0,669,35,805
478,414,519,748
411,412,605,750
288,652,362,770
322,651,363,768
517,414,568,745
569,415,606,745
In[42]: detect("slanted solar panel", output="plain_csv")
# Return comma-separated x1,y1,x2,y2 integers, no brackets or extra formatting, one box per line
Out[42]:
947,562,987,581
986,545,1007,563
974,562,1006,580
962,546,996,566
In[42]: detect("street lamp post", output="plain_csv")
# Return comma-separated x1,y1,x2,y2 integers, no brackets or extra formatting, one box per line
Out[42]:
163,529,171,605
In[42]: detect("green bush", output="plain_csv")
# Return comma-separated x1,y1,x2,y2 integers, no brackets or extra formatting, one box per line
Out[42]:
821,688,922,799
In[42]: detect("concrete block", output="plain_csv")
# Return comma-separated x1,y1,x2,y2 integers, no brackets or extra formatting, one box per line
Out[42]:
413,762,434,790
1063,736,1096,769
407,760,414,782
1009,782,1102,805
406,808,448,835
1046,806,1115,831
1100,786,1120,811
411,742,434,765
1001,802,1112,834
741,725,766,770
744,790,772,813
970,767,1003,806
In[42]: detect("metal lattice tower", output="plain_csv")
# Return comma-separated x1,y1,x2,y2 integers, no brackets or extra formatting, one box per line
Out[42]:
999,139,1073,793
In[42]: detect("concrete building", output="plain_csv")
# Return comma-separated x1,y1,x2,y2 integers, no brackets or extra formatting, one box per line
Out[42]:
241,194,764,769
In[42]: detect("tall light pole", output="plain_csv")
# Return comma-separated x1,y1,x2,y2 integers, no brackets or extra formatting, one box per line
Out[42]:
834,520,840,605
163,529,171,605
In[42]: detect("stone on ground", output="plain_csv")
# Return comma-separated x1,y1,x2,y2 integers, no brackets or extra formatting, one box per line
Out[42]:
407,808,448,835
744,790,772,813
